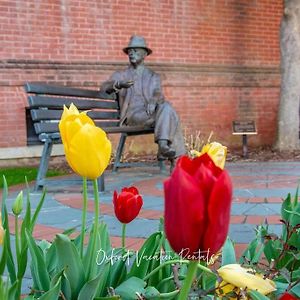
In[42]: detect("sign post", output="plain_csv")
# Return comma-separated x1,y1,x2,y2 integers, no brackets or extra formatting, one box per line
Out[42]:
232,121,257,158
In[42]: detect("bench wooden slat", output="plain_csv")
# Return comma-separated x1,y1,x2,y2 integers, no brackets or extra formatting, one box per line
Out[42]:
31,109,119,121
104,126,154,134
34,120,121,134
34,122,153,135
25,82,115,100
28,96,119,110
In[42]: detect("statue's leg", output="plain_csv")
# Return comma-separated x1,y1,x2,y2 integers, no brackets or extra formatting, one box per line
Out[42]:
154,102,186,158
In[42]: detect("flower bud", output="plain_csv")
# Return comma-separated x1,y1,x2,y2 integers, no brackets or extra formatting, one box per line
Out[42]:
12,191,23,216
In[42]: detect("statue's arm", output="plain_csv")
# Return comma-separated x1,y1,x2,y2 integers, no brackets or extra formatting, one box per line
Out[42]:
100,72,133,94
151,74,165,104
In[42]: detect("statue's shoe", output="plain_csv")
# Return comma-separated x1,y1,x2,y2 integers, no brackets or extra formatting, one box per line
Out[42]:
158,144,176,159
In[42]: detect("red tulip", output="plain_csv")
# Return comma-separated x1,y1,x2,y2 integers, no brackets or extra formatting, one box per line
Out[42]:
279,293,298,300
113,186,143,224
164,154,232,259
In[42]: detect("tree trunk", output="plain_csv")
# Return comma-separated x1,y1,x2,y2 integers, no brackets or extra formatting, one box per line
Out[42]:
275,0,300,150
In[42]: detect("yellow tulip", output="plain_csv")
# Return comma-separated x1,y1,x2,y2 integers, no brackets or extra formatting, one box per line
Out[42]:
217,264,276,296
0,212,4,245
59,103,112,179
199,142,227,169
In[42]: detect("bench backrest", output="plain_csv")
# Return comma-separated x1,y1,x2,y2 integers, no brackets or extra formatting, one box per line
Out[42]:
25,83,118,143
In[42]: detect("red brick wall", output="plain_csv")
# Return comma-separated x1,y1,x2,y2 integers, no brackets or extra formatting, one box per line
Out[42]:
0,0,282,150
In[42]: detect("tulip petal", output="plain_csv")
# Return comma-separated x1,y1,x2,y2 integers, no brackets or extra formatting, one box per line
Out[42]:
164,166,206,257
113,190,143,223
203,170,232,255
65,124,111,179
200,142,227,169
122,186,139,195
279,293,298,300
218,264,276,295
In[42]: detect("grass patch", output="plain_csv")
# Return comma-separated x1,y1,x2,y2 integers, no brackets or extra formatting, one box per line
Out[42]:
0,167,67,188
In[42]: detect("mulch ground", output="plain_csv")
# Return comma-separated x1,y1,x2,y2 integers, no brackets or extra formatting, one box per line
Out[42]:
227,146,300,162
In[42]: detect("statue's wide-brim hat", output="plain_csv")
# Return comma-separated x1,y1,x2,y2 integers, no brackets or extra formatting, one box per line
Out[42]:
123,35,152,55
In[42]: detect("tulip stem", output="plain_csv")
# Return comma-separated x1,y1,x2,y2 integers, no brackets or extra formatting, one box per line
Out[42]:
160,290,180,298
143,259,215,282
122,223,126,253
15,215,20,259
93,179,100,231
178,260,198,300
144,259,189,281
80,177,88,258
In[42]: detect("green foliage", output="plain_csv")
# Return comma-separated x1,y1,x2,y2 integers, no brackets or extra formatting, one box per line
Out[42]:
0,276,9,300
2,173,300,299
0,175,46,299
221,237,236,266
239,190,300,299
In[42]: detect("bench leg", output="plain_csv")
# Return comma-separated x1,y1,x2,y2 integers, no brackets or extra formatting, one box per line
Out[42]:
113,133,127,172
35,139,53,191
98,173,105,192
158,159,167,173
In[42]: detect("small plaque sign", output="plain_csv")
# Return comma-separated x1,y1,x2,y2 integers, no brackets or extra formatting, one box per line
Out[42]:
232,120,257,135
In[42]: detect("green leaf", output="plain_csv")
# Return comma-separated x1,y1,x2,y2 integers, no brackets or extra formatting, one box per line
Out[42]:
94,297,121,300
30,189,47,231
26,229,50,291
128,232,162,279
115,277,146,300
221,237,236,265
1,178,16,283
107,257,127,288
83,223,101,280
263,240,280,263
252,244,265,264
99,222,111,252
17,244,28,280
55,233,85,298
50,269,72,300
95,262,111,297
248,290,270,300
239,238,258,264
201,271,218,292
45,242,57,276
144,286,160,299
62,226,77,236
293,187,299,207
291,281,300,297
17,184,34,281
0,236,7,274
39,277,61,300
274,281,289,296
78,270,108,300
281,193,292,222
8,280,18,300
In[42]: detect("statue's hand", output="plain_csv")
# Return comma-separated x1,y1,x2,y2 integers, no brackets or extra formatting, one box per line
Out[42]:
146,103,156,116
116,80,134,89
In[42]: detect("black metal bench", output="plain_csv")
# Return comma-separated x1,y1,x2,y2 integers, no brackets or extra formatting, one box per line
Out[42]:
24,82,156,191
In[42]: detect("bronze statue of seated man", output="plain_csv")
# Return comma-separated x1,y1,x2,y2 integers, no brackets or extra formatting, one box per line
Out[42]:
101,35,186,161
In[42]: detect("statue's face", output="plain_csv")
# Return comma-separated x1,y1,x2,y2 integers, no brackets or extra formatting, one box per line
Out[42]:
127,48,147,65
